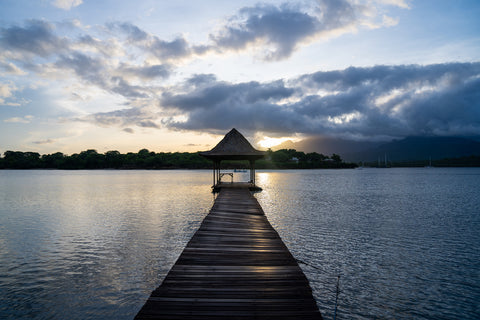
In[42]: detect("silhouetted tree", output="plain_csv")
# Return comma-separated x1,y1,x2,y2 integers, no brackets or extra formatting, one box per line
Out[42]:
3,151,41,168
79,149,104,168
331,154,342,163
0,148,356,169
105,151,123,168
42,152,65,168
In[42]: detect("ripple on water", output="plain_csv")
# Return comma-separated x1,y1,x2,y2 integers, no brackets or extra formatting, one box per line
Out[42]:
256,168,480,320
1,169,479,319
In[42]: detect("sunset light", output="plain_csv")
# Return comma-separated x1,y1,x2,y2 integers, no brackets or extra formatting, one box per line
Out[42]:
1,1,478,154
1,1,479,319
258,137,293,149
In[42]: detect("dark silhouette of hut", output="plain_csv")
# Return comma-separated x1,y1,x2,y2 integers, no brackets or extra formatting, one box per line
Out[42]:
200,128,265,191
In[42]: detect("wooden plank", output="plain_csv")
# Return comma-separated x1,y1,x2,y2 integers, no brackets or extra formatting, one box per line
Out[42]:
135,188,322,320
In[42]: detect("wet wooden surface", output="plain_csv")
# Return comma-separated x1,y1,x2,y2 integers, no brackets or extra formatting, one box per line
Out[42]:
135,188,322,319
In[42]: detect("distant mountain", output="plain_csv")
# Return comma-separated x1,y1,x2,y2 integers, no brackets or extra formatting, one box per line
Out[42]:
350,136,480,162
272,136,381,156
273,136,480,162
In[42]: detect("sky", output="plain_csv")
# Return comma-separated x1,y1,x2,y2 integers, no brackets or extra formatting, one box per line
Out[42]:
1,0,479,154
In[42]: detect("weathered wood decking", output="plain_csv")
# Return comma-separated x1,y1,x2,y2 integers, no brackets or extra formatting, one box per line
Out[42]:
135,187,322,320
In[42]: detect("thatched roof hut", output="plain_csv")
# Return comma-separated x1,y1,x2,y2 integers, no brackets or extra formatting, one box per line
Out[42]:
199,128,265,161
200,128,265,191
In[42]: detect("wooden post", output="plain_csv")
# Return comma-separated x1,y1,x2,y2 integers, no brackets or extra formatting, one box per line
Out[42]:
212,161,216,187
249,160,255,186
253,160,256,186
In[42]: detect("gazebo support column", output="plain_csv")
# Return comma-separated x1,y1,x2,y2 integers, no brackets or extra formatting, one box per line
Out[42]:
249,160,255,186
199,129,265,192
212,161,222,187
212,161,216,187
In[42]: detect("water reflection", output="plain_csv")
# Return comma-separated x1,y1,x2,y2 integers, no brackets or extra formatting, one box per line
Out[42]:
0,170,213,320
1,169,479,319
255,168,480,320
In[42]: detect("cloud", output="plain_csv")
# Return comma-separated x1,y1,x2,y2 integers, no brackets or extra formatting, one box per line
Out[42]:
2,5,474,144
4,115,34,123
161,62,480,140
78,107,161,129
0,82,17,98
210,3,320,60
119,63,171,80
149,36,192,60
54,53,155,98
375,0,411,9
138,120,160,128
211,4,318,60
55,52,106,84
106,0,406,64
0,20,169,101
162,78,294,111
0,82,30,106
109,22,149,43
0,1,408,111
109,22,202,61
33,139,55,145
75,34,123,57
109,76,150,98
0,1,408,85
209,0,399,60
52,0,83,10
0,61,26,75
0,20,69,58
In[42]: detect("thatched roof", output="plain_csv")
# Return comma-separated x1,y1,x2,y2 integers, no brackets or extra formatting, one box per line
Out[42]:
199,128,265,161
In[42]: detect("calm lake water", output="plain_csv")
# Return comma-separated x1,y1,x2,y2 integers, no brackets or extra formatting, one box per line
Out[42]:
0,168,479,319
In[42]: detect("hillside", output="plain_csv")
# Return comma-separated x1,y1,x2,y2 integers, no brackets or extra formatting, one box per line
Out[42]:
273,136,380,156
349,136,480,162
274,136,480,162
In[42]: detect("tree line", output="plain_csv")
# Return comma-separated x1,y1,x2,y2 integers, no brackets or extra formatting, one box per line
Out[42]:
0,149,356,169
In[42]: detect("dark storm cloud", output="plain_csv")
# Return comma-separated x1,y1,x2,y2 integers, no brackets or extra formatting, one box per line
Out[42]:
399,74,480,136
299,64,477,93
162,63,480,139
210,0,358,60
0,20,69,57
170,101,305,133
161,79,294,111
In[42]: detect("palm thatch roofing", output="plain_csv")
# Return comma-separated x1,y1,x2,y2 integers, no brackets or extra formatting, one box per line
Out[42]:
199,128,266,161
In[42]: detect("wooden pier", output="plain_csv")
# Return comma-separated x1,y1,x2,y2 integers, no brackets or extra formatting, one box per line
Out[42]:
135,187,322,319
